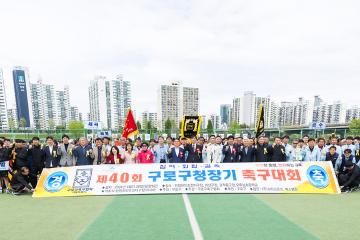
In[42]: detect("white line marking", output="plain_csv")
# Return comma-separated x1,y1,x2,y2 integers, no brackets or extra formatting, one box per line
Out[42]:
182,194,204,240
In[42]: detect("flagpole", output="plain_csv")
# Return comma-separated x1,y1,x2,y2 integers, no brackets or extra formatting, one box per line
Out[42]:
255,102,265,144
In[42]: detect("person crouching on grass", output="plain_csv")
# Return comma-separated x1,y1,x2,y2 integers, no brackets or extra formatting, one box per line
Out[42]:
10,166,37,195
137,143,154,164
105,146,123,164
338,160,360,193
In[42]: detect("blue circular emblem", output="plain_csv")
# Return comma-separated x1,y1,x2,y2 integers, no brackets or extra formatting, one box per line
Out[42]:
306,165,329,189
44,172,68,192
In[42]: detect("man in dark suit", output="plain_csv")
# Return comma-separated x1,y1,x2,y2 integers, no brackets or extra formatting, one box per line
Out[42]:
222,136,239,163
168,139,186,163
28,137,44,187
73,137,94,166
240,138,255,162
28,136,45,175
254,136,270,162
43,136,60,168
184,136,203,163
13,139,29,170
268,137,286,162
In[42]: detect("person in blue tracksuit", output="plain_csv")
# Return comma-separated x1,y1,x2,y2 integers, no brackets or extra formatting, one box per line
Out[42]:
282,135,294,162
303,138,321,161
317,138,327,161
342,136,356,156
326,136,342,156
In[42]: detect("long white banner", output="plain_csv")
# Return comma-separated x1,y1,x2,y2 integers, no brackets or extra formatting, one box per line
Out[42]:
33,162,340,197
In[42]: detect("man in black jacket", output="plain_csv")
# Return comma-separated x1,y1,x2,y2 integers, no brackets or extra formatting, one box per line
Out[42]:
184,136,203,163
254,136,270,162
14,139,29,170
269,137,286,162
325,146,341,174
240,138,255,162
10,166,36,195
28,137,44,175
28,137,45,187
339,160,360,192
222,136,239,163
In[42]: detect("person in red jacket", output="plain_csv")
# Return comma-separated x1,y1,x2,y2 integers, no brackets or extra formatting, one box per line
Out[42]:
137,143,154,164
106,146,123,164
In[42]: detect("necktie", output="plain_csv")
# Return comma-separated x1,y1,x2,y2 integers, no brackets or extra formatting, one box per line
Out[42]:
98,147,102,163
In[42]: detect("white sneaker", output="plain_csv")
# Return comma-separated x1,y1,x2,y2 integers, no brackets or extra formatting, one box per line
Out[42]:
11,191,20,196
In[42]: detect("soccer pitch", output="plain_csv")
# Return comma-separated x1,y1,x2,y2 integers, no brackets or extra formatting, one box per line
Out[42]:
1,192,359,240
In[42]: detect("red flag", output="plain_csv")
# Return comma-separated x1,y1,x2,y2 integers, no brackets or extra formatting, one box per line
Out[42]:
122,108,139,138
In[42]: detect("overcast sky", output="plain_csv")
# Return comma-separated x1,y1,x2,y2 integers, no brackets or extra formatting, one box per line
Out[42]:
1,0,359,117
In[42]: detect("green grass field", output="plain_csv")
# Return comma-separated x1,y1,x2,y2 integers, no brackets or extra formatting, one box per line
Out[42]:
1,192,359,240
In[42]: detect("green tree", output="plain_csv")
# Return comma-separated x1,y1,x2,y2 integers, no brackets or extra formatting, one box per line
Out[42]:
56,125,65,130
67,120,85,139
289,133,301,140
170,120,176,131
118,126,124,135
207,120,214,134
165,119,172,135
48,118,55,130
146,120,153,133
19,117,27,129
228,121,240,135
8,119,15,130
239,123,249,129
136,121,142,130
349,119,360,136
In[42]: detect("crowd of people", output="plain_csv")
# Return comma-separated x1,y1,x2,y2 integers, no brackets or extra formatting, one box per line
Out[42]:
1,134,360,195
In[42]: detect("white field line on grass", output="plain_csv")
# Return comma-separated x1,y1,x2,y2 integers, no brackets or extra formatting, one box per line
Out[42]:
182,194,204,240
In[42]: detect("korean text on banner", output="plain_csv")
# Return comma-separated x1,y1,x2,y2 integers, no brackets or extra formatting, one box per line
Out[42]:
33,162,340,197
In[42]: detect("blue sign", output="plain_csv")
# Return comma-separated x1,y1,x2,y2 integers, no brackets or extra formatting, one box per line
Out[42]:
309,122,326,130
306,165,329,189
84,120,102,130
13,70,31,127
98,131,112,138
44,172,68,192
